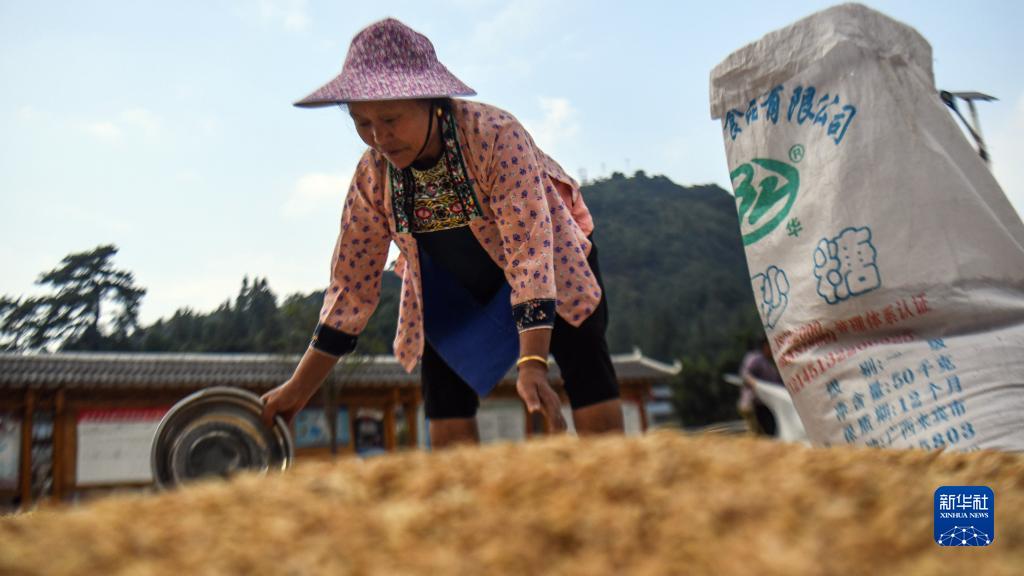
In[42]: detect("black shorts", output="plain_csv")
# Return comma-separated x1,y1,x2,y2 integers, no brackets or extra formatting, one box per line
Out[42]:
422,240,620,420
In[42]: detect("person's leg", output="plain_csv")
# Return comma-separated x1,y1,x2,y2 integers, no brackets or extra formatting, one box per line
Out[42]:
551,239,624,436
429,418,480,447
754,400,777,437
739,406,762,435
421,341,481,448
571,398,624,435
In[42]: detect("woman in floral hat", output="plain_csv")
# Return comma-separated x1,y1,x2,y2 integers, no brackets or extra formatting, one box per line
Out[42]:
262,18,622,447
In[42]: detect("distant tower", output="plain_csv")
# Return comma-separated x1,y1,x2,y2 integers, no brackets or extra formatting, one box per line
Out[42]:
578,168,589,186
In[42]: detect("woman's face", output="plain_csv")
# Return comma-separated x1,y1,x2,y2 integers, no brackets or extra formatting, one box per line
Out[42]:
348,99,432,169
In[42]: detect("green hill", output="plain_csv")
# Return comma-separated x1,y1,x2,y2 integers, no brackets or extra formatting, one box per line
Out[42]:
583,171,760,363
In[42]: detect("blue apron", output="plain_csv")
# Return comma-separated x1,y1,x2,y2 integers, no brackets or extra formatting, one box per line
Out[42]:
419,248,519,397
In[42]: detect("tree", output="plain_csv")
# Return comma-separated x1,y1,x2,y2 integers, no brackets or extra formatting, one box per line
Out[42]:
235,276,283,351
0,296,40,351
0,245,146,351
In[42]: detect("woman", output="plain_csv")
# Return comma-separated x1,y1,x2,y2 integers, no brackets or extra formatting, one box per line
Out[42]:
261,18,623,447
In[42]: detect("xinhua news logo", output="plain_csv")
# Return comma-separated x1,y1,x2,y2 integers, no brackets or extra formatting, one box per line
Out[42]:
934,486,994,546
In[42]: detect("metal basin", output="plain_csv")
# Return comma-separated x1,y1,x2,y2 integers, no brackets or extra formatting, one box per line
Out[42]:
151,387,294,489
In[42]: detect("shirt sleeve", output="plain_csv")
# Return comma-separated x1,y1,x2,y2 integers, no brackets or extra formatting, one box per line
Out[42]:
485,121,557,333
310,323,358,357
311,151,392,357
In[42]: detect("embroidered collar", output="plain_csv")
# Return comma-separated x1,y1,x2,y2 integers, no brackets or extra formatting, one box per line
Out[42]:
388,105,482,233
410,153,448,186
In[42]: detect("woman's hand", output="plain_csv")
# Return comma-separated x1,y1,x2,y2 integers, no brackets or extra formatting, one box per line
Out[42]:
516,363,567,433
261,347,341,428
261,380,315,428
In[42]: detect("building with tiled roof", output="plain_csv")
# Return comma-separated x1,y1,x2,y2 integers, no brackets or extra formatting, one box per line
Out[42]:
0,350,679,509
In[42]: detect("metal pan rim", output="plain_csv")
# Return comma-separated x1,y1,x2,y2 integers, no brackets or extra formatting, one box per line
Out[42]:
151,386,294,489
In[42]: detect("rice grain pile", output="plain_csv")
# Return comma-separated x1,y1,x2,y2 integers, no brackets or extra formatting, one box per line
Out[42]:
1,431,1021,575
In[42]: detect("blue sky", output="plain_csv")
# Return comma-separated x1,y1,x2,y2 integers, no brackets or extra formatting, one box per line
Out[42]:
2,0,1021,325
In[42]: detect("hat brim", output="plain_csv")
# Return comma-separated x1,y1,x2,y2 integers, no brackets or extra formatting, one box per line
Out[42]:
294,90,477,108
293,71,477,109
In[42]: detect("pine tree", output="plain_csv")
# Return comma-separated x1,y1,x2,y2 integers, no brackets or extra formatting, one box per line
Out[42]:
0,245,146,351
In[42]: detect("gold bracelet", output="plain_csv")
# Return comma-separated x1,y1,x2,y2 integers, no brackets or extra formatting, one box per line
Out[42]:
516,355,549,369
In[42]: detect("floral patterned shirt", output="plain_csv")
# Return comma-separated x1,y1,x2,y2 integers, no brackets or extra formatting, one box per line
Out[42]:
313,99,600,372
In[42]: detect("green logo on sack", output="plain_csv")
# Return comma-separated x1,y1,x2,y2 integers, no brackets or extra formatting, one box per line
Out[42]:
731,158,800,246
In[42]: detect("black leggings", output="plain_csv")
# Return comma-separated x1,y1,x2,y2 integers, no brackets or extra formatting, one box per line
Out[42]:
422,241,620,419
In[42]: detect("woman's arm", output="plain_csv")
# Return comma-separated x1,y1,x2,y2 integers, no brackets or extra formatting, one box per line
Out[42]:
262,151,391,424
483,121,567,431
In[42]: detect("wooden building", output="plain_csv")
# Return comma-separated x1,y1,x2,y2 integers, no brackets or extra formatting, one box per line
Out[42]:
0,350,679,509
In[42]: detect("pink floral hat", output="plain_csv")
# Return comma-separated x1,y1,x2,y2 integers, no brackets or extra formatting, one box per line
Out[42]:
294,18,476,108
